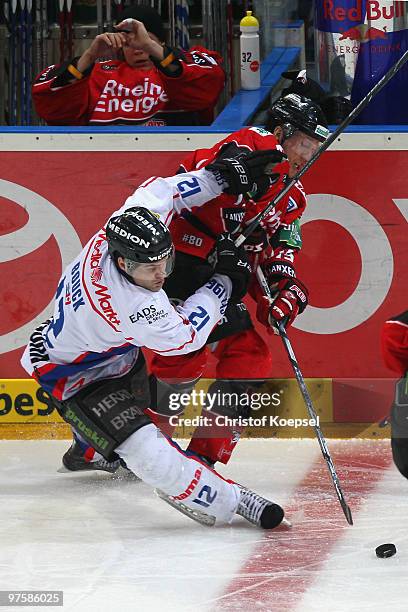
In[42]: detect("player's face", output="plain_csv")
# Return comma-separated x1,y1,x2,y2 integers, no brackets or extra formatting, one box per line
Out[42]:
118,255,171,291
123,32,160,70
129,258,170,291
282,131,321,177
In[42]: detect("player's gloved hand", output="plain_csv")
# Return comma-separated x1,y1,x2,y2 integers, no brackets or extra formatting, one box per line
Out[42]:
256,277,308,334
214,233,251,301
206,150,286,197
242,227,269,253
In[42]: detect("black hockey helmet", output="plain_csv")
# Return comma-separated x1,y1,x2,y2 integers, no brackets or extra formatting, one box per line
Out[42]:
267,93,330,143
106,206,174,275
321,95,353,125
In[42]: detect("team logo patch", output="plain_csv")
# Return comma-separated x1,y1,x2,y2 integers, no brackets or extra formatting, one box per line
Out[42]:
286,196,298,213
100,62,119,71
249,127,271,136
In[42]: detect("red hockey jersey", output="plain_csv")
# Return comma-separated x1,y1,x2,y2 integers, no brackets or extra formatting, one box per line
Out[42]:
381,310,408,376
171,127,307,263
32,47,224,126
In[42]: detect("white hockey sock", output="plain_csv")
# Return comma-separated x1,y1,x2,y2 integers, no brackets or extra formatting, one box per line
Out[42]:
117,424,240,523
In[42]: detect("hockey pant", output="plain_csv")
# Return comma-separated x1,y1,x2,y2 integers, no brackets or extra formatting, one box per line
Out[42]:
150,328,273,465
51,353,240,523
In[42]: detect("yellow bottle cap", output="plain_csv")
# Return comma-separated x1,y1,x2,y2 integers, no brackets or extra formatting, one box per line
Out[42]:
240,10,259,27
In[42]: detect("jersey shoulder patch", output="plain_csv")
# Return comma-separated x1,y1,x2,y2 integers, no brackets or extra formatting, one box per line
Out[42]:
249,127,272,136
188,50,219,66
286,196,298,213
278,219,302,249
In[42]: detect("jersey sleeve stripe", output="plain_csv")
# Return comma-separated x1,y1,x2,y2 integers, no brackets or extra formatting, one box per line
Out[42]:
153,329,196,353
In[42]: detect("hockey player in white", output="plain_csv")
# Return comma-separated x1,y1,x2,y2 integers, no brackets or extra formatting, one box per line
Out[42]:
22,150,286,528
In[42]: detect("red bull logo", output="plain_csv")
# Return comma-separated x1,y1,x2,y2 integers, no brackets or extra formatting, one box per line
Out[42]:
324,0,406,23
339,23,387,42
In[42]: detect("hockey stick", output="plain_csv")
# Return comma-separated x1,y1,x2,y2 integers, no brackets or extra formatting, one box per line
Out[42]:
113,0,122,21
96,0,103,35
168,0,176,48
19,0,27,125
58,0,66,62
256,266,353,525
235,47,408,247
226,0,234,98
25,0,32,124
105,0,113,34
10,0,18,124
40,0,48,69
66,0,73,59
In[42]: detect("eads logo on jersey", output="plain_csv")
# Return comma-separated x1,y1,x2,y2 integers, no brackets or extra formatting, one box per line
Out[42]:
129,305,169,324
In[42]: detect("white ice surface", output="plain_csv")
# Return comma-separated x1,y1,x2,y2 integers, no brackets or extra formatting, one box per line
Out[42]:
0,439,407,612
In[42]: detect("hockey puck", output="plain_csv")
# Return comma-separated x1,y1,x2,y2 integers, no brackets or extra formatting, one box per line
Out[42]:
375,543,397,558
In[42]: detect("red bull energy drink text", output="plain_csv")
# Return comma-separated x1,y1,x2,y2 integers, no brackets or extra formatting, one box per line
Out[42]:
315,1,408,123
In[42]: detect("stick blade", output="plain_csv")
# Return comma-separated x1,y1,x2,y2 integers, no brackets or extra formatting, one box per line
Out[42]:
342,502,353,525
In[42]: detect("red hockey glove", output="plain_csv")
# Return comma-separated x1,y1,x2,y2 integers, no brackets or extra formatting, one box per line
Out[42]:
256,277,308,334
262,248,297,284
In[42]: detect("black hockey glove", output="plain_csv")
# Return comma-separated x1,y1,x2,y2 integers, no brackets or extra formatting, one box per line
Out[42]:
206,149,286,198
213,233,252,301
242,227,269,253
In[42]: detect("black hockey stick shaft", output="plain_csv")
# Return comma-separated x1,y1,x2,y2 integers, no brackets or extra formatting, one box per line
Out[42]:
58,0,66,62
235,47,408,247
25,0,32,124
41,0,48,68
256,267,353,525
20,0,27,125
11,0,18,124
97,0,103,34
66,0,73,59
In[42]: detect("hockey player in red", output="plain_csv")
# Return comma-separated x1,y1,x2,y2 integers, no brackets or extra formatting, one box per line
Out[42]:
382,311,408,377
32,5,224,126
146,94,330,466
381,310,408,480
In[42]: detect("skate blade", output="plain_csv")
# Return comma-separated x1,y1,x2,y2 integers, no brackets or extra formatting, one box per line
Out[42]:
57,465,71,473
110,466,141,481
155,489,216,527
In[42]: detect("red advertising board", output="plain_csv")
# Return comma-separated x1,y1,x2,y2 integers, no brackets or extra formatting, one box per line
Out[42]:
1,145,407,421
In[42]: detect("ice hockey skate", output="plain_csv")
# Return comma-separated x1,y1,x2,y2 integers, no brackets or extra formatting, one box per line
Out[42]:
156,484,287,529
59,437,122,473
236,486,286,528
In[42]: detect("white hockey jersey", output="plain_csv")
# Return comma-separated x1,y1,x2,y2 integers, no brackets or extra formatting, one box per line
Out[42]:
21,169,231,400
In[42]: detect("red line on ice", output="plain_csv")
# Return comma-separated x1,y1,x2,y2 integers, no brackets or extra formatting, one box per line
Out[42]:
217,444,392,611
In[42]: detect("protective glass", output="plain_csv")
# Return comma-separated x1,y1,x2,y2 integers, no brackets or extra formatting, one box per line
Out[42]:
124,245,175,278
284,130,321,162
